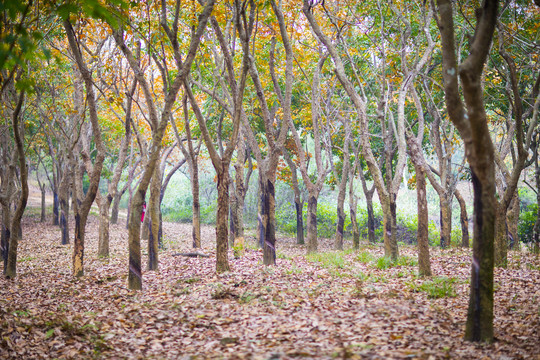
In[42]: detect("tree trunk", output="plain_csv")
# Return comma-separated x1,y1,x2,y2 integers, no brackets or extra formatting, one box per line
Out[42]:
147,166,160,271
229,185,238,248
260,175,276,265
416,164,431,276
506,192,519,250
110,190,123,225
127,191,144,290
306,194,318,254
382,194,399,260
98,194,112,258
334,191,346,251
59,173,70,245
295,199,305,245
72,212,85,277
1,204,10,275
52,191,59,226
5,91,28,278
216,170,231,273
440,196,452,248
191,162,201,248
40,187,46,222
494,203,508,268
455,189,470,248
366,189,376,244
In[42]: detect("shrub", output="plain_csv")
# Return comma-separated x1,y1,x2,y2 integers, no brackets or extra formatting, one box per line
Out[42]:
518,204,538,243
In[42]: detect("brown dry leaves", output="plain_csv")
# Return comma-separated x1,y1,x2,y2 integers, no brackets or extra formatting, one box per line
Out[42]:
0,212,538,359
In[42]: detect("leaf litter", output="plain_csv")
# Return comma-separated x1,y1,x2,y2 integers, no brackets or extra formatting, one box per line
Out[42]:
0,212,538,359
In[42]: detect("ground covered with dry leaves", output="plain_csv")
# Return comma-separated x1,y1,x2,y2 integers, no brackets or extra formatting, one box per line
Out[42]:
1,208,539,359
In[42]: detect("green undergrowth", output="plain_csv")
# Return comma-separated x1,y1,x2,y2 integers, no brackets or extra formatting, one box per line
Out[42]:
306,251,346,270
408,276,458,299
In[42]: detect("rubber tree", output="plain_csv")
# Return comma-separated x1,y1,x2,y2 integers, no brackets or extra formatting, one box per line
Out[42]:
185,0,252,273
64,19,107,278
112,0,216,289
435,0,498,343
303,0,411,260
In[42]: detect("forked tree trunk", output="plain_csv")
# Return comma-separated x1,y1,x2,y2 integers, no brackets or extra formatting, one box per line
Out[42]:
436,0,498,342
306,194,318,254
416,164,432,276
216,171,231,273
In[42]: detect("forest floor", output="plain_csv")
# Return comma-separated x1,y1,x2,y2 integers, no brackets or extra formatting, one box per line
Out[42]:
0,203,539,359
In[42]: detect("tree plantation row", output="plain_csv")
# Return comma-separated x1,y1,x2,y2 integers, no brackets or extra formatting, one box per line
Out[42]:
1,0,539,345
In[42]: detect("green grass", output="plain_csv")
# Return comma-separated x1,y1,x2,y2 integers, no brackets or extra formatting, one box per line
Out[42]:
374,255,418,269
306,251,346,269
356,250,376,264
413,276,458,299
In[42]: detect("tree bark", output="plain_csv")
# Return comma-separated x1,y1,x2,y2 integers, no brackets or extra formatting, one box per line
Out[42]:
216,170,231,272
148,165,161,271
5,90,28,279
455,189,470,248
416,164,431,276
440,196,452,248
306,195,318,254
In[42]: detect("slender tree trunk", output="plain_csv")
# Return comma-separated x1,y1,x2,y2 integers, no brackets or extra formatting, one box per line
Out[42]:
260,175,276,265
98,194,112,257
52,191,59,226
40,187,46,222
534,155,540,254
366,189,376,244
295,199,305,245
416,164,431,276
382,194,399,260
59,174,70,245
455,189,470,248
494,203,508,267
5,92,28,279
216,170,231,273
306,194,318,254
110,190,122,224
229,185,238,248
440,196,452,248
147,166,160,271
506,192,519,250
334,192,346,251
1,204,10,275
128,191,144,290
350,207,359,250
191,163,201,248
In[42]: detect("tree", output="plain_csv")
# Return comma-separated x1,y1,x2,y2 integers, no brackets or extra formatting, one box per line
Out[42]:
64,18,106,277
112,0,216,289
435,0,498,343
186,0,253,272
